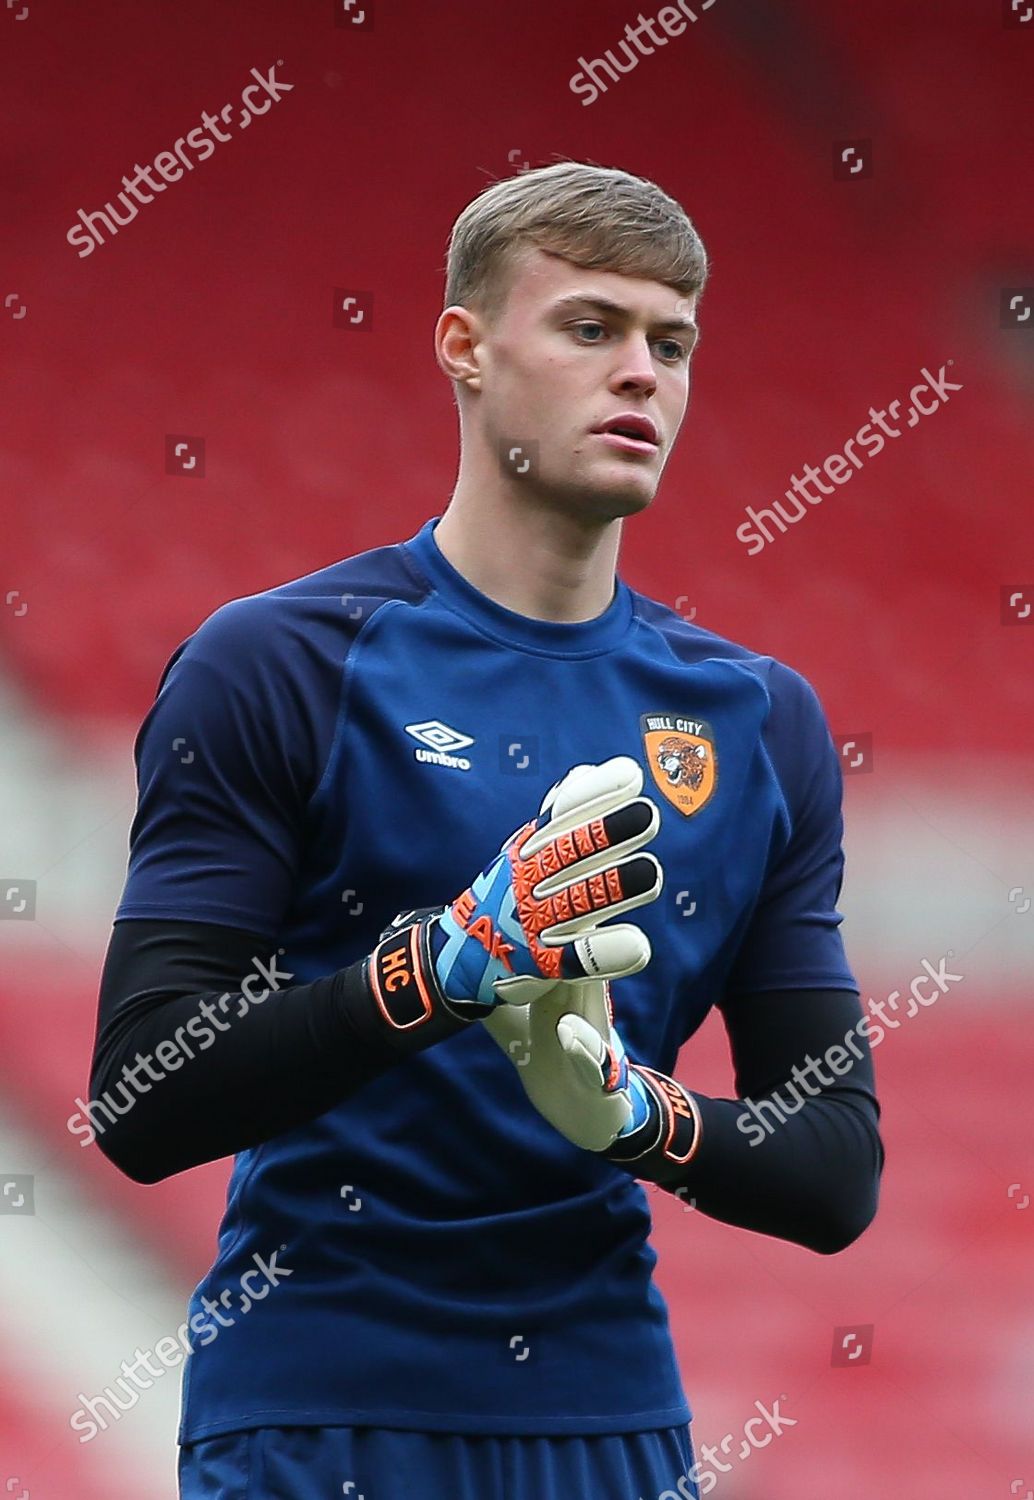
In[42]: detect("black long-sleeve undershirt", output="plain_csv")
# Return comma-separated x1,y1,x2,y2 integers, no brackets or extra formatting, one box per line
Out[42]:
624,987,884,1253
88,918,882,1253
88,917,470,1182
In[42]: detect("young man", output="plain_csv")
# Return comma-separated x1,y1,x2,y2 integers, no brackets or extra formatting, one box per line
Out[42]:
92,160,883,1500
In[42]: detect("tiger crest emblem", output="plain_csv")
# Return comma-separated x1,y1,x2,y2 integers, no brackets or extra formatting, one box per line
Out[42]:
640,714,717,817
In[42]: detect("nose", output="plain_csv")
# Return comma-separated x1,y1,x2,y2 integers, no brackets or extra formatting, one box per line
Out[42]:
608,334,657,397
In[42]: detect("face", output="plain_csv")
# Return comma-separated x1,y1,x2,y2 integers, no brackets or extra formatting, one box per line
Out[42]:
448,246,699,522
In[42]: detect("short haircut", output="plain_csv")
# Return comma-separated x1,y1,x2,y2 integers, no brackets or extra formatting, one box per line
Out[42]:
444,159,709,324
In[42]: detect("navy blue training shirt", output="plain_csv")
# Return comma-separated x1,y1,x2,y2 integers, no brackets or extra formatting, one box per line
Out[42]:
112,515,858,1442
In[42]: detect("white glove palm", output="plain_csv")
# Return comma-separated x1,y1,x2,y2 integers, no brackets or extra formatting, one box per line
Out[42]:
484,976,655,1152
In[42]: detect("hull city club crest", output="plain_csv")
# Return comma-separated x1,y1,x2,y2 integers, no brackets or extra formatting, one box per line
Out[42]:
641,712,717,818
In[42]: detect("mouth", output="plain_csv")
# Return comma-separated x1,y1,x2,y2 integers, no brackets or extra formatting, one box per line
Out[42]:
593,414,660,455
594,430,659,456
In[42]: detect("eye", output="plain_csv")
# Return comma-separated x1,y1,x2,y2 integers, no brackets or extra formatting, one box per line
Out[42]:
654,338,688,362
572,320,607,342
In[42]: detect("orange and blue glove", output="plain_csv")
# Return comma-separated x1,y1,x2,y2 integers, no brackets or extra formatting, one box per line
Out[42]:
366,758,664,1030
485,977,701,1167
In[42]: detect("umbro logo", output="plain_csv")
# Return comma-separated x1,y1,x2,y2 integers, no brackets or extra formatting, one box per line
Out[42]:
404,721,474,753
404,720,474,771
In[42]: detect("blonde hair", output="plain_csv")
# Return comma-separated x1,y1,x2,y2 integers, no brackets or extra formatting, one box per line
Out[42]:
444,159,708,323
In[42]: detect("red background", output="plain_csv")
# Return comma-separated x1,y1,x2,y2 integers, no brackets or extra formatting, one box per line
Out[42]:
1,2,1031,1496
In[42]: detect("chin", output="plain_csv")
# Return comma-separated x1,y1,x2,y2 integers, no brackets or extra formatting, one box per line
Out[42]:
583,484,657,523
594,470,659,514
612,489,656,518
533,463,659,521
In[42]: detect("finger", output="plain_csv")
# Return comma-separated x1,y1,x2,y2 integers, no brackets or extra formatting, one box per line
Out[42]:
517,797,660,882
532,851,663,946
538,756,644,830
537,763,596,818
560,923,653,982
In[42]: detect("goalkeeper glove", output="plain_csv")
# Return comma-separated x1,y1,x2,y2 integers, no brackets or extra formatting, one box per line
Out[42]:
364,757,664,1042
484,977,701,1169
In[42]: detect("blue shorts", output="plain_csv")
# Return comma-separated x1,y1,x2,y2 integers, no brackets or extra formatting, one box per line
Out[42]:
179,1423,700,1499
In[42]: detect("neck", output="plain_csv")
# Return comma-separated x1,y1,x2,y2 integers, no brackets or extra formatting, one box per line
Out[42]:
433,476,623,624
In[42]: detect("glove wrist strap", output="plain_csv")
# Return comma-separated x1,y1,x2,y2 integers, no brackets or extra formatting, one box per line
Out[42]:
605,1066,702,1171
361,908,490,1053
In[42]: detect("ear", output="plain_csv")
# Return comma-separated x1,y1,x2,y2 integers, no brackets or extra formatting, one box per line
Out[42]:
435,305,483,391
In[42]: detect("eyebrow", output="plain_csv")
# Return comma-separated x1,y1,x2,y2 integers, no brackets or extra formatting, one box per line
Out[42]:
550,293,700,345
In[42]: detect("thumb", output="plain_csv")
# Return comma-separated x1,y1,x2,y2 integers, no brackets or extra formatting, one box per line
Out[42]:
556,1012,610,1088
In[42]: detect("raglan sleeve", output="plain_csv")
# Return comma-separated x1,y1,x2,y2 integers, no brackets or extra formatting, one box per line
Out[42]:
607,663,880,1252
92,597,477,1184
114,595,313,937
723,660,858,997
